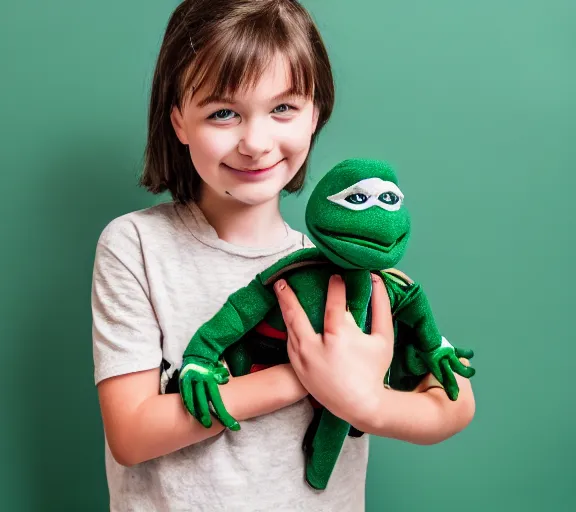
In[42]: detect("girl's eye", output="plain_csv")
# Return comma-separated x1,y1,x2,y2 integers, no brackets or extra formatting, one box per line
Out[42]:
345,193,368,204
208,109,237,121
272,104,295,114
378,192,400,205
208,104,295,121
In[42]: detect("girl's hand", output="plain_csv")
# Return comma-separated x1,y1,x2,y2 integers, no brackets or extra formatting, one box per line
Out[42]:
273,273,394,426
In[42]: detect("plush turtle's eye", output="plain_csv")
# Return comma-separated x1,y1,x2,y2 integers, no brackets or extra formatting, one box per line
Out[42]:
378,192,400,205
345,193,368,204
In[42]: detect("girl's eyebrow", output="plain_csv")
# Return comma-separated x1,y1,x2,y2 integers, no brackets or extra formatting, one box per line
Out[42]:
195,88,302,108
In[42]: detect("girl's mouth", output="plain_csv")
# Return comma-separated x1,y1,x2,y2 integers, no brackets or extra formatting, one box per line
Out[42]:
222,159,285,177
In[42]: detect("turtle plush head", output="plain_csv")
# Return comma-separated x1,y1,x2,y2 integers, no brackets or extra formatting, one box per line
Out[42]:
305,158,411,270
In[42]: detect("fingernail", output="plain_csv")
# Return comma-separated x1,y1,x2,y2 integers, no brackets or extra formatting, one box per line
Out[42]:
371,273,379,283
332,274,342,282
275,279,286,291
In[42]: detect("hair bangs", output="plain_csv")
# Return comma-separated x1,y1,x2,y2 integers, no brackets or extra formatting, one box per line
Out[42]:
181,17,315,106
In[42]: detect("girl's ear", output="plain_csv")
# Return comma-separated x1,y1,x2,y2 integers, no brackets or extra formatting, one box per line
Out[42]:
311,105,320,134
170,106,189,145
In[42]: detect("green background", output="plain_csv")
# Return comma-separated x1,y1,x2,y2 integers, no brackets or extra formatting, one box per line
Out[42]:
1,0,574,510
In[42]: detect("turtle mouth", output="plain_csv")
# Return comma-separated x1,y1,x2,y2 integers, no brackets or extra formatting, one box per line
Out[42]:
314,226,406,253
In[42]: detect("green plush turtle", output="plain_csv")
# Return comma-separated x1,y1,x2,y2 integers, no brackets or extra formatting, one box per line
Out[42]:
177,158,476,490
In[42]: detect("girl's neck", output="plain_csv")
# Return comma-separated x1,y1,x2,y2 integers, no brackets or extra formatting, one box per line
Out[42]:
196,194,288,248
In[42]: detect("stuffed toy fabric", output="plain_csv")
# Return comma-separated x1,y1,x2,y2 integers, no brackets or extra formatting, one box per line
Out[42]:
177,158,476,490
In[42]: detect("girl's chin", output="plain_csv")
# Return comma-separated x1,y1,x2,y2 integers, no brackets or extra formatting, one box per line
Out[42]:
223,172,299,200
222,189,280,206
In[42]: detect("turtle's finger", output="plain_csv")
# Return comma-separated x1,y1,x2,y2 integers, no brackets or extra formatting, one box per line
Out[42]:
455,347,474,360
431,363,445,386
450,356,476,379
207,380,240,431
440,358,459,401
194,380,212,428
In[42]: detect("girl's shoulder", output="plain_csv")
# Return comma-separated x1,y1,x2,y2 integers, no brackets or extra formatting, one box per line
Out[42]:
96,201,184,249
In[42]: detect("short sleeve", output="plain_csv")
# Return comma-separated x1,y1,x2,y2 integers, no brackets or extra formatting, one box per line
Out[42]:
91,217,162,385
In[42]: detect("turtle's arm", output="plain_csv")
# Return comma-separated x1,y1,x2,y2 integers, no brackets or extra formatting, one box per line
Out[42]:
380,270,442,352
179,276,277,430
183,277,277,363
380,269,475,401
182,248,322,363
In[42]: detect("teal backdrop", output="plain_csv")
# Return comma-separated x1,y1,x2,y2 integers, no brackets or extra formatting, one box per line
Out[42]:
1,1,575,510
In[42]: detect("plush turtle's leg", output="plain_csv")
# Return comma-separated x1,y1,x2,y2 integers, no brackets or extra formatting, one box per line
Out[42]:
305,409,351,490
302,407,322,454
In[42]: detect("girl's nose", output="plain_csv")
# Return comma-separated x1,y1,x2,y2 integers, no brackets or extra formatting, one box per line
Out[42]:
237,119,274,158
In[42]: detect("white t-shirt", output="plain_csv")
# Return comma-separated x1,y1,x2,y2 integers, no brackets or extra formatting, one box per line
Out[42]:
91,201,369,511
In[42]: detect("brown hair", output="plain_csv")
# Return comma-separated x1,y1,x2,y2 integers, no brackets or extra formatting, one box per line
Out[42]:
140,0,335,204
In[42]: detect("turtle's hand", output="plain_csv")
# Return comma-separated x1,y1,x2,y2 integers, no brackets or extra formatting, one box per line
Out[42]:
405,337,476,401
179,357,240,431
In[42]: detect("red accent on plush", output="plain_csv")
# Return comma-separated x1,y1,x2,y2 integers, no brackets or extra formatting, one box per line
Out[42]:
249,363,273,373
254,321,288,340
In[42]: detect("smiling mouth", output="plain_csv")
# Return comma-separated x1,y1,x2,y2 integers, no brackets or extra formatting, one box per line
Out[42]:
223,159,285,173
315,227,406,253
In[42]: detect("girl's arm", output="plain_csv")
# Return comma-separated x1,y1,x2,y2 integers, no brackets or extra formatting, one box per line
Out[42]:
92,222,307,466
353,358,475,445
98,363,307,467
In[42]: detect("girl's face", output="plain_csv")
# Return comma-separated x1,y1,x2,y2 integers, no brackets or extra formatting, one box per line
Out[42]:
171,53,319,207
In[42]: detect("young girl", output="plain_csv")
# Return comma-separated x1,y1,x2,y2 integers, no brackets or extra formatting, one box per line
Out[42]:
91,1,475,510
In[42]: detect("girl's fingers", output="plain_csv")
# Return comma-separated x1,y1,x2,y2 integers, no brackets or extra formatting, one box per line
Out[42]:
323,274,348,335
369,273,394,339
274,279,318,351
287,332,302,368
